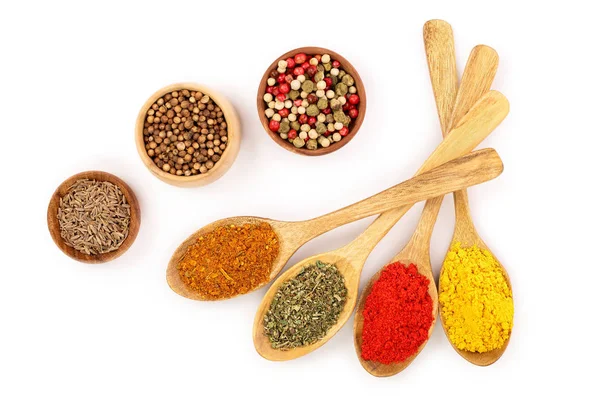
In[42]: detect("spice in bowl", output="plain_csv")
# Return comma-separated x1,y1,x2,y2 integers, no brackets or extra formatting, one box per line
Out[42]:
360,262,434,364
58,179,131,255
262,53,361,150
263,260,348,350
439,242,514,353
177,223,279,300
142,90,228,176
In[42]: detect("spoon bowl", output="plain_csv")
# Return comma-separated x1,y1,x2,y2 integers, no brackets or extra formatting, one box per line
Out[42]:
253,250,361,361
438,213,512,366
166,216,299,300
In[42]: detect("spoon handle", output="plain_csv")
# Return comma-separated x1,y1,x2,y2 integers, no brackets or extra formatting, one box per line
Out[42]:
341,91,509,262
407,18,459,256
424,20,459,134
449,45,499,227
300,148,502,243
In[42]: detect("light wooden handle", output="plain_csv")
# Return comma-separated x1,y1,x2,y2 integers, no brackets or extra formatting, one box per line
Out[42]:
448,45,499,225
416,18,460,245
343,91,509,260
303,148,503,240
424,20,458,134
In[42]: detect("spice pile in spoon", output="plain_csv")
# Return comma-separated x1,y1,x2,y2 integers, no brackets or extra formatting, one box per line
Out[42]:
177,223,279,299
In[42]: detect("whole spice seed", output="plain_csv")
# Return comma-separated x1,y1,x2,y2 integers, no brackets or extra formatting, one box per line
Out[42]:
361,262,433,364
439,242,514,353
263,260,347,350
263,53,360,150
177,223,279,299
142,89,228,177
58,179,131,255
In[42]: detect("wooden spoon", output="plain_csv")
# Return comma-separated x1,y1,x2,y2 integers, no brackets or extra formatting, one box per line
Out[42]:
253,91,509,361
439,49,511,367
167,147,502,301
353,25,500,376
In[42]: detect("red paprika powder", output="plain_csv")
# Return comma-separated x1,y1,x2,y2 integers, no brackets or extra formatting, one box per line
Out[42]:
361,262,433,364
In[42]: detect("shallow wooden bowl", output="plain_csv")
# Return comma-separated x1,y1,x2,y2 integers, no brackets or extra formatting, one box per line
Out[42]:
47,171,141,264
135,83,241,187
257,47,367,156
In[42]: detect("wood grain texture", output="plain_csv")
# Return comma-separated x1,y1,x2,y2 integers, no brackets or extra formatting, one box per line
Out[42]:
424,20,458,134
47,171,141,264
256,47,366,156
253,93,509,361
353,19,460,376
167,149,503,301
135,83,241,187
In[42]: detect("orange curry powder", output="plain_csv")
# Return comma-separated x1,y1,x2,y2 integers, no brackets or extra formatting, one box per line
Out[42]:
177,223,279,299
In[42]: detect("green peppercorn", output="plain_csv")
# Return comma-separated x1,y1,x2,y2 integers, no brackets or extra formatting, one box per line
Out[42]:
317,64,325,72
338,70,346,79
306,139,318,150
330,99,342,111
323,63,332,72
278,121,290,134
333,110,346,123
342,74,355,86
306,104,320,116
291,121,301,131
316,122,327,134
293,137,305,148
302,80,315,93
289,90,300,100
314,71,325,82
335,83,348,97
317,98,328,110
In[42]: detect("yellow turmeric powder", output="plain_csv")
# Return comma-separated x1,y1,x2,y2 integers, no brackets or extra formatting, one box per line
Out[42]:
439,242,513,353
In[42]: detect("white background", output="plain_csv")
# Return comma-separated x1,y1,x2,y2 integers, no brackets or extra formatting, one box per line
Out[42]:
1,0,598,398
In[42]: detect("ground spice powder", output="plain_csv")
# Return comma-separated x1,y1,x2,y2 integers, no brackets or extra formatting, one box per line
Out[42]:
177,222,279,300
439,242,513,353
361,262,433,364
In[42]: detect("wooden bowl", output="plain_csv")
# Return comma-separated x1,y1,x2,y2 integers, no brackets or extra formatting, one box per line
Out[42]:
257,47,367,156
47,171,141,264
135,83,241,187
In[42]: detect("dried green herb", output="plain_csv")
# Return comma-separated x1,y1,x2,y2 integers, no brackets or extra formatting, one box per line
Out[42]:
263,260,347,350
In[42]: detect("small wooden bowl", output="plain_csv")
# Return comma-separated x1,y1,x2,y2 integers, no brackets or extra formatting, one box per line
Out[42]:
135,83,241,187
257,47,367,156
47,171,141,264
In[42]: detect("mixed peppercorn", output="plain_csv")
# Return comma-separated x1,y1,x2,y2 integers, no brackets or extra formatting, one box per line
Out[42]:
262,52,360,150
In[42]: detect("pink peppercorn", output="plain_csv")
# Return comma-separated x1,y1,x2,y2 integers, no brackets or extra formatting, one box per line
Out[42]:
269,120,280,132
322,107,331,114
294,99,303,107
277,73,286,84
348,94,360,105
349,108,359,119
339,126,349,136
279,83,290,94
298,114,308,124
293,67,305,76
272,87,280,96
285,74,294,84
294,53,307,64
288,129,297,139
279,108,290,117
266,86,274,94
308,116,316,126
301,61,310,70
324,77,332,89
306,65,317,76
332,60,340,68
276,93,287,102
286,58,295,68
